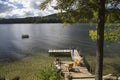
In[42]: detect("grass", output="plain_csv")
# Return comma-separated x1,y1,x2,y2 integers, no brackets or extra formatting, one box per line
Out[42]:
0,53,54,80
86,55,120,75
0,52,120,80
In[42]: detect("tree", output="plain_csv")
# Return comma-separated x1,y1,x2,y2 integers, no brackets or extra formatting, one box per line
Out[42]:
95,0,105,80
40,0,120,80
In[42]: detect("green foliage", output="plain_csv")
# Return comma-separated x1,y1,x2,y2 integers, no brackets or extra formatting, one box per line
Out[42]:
40,0,52,10
40,0,95,23
0,53,54,80
89,30,97,41
89,24,120,42
40,0,120,42
40,65,63,80
106,9,120,23
0,14,62,23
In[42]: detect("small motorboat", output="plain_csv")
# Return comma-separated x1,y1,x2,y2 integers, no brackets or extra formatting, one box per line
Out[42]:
22,34,29,39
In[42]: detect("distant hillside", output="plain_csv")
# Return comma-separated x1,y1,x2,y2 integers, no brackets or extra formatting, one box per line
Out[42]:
0,14,62,23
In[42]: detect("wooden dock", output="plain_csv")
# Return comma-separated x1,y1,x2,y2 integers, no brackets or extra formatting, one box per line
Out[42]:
48,49,95,80
48,49,72,53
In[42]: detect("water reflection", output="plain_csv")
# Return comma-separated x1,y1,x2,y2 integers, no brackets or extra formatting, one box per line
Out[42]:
0,23,119,61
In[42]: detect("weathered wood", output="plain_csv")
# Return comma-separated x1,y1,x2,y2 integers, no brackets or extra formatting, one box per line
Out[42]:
48,49,72,53
48,49,95,80
48,49,72,56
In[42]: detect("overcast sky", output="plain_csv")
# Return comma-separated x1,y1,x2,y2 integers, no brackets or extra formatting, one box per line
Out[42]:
0,0,58,18
0,0,120,19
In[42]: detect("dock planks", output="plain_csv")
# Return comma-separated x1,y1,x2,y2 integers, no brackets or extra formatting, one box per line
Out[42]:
48,49,72,53
48,49,95,80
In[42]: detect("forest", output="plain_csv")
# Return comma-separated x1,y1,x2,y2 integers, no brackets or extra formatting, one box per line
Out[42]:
0,14,62,23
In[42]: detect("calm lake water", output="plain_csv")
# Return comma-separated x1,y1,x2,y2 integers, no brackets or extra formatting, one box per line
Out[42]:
0,23,120,61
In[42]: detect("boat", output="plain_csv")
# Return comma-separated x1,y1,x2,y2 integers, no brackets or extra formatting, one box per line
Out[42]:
22,34,29,39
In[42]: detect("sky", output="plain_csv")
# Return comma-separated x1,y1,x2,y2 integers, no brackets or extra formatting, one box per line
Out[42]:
0,0,120,19
0,0,58,18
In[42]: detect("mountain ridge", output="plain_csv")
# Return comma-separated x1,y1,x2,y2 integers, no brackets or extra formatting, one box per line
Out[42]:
0,14,62,23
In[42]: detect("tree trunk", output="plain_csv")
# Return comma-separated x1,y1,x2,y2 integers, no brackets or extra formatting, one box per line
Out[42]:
95,0,105,80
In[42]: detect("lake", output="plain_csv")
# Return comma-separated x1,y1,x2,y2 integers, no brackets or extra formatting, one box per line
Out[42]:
0,23,120,61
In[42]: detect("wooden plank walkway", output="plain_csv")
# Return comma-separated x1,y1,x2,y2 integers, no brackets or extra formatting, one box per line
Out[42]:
48,49,95,80
48,49,72,53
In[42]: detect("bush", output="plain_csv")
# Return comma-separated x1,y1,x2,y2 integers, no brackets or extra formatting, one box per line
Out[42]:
40,65,63,80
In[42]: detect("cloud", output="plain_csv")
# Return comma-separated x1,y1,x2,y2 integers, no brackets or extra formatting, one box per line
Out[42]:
117,4,120,9
0,0,58,18
0,0,120,18
0,1,16,13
